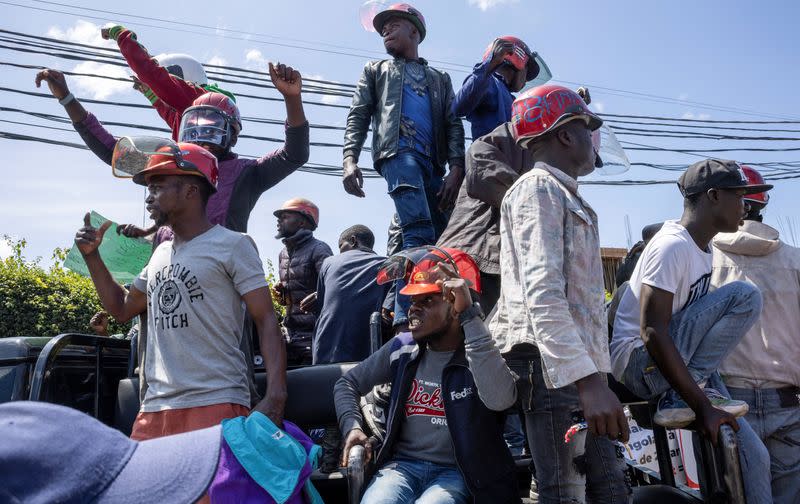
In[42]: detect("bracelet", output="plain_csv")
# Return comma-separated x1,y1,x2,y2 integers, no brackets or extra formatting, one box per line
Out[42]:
58,93,75,106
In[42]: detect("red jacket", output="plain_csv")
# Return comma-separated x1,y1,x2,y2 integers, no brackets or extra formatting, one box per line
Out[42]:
116,29,205,138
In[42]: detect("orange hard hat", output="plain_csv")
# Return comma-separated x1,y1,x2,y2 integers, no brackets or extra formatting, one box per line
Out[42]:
399,247,481,296
273,197,320,229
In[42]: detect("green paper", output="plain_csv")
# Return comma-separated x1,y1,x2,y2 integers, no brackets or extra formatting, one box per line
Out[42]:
64,211,152,285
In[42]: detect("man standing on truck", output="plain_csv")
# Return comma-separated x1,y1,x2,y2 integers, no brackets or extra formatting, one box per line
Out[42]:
74,139,287,440
712,166,800,503
341,3,465,331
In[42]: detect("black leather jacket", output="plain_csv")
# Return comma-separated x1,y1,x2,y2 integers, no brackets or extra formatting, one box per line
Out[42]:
343,57,465,176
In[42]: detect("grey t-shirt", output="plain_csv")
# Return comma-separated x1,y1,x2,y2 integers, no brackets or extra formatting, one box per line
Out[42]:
132,225,268,412
394,349,456,466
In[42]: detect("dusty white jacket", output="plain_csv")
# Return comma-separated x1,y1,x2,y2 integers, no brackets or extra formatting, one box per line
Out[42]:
712,220,800,388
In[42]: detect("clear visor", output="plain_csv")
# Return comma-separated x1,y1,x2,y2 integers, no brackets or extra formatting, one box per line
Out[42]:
376,246,455,285
179,108,230,147
112,136,181,178
359,0,388,32
593,124,630,176
522,53,553,89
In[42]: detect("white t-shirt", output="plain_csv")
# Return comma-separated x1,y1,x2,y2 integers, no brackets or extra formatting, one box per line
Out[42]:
610,220,712,379
133,225,268,412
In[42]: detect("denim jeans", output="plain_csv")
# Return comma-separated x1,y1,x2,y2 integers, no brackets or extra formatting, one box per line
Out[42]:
621,281,772,504
380,150,447,326
508,356,631,504
727,386,800,504
361,457,469,504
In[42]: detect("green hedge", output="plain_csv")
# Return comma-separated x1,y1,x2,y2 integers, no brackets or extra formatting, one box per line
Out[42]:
0,237,128,337
0,237,285,338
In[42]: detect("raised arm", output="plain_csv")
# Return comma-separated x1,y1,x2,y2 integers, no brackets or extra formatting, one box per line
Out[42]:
452,39,515,118
35,69,116,165
102,26,202,112
238,62,310,194
75,212,147,322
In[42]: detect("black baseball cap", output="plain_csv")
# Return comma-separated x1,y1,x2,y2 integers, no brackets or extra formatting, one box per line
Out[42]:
678,158,773,197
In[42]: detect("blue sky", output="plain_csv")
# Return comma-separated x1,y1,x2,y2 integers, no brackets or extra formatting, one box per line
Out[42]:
2,0,799,267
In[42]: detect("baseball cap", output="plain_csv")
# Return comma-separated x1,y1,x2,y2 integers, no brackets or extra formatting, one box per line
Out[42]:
0,401,222,503
677,158,773,197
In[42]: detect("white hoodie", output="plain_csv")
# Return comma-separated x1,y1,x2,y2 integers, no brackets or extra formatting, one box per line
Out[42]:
712,220,800,388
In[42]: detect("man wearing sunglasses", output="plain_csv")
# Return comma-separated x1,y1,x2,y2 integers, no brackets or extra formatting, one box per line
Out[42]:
335,248,519,503
74,140,287,441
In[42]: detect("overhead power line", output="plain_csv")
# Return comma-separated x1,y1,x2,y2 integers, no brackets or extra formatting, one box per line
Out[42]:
2,4,799,121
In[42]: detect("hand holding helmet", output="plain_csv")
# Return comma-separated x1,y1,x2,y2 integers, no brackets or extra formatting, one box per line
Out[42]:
269,62,302,98
488,38,516,71
432,262,472,314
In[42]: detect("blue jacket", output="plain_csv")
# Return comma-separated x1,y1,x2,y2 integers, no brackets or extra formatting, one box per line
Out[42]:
452,59,515,140
380,334,520,503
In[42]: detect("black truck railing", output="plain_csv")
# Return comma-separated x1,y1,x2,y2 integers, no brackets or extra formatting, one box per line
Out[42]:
29,333,130,419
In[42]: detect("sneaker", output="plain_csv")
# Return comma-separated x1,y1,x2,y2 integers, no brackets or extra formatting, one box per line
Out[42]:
704,387,749,418
653,390,695,428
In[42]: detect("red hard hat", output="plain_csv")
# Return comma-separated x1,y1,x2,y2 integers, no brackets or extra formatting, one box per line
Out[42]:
273,197,320,229
741,165,770,205
482,36,540,81
187,92,242,132
511,84,603,146
373,3,427,42
399,247,481,296
133,142,219,191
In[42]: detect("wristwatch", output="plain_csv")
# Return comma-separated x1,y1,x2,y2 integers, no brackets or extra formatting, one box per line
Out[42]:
458,303,485,325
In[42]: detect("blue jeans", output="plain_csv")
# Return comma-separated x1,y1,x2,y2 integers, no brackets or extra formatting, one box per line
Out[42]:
361,458,469,504
380,150,447,326
509,356,631,504
622,281,772,504
727,386,800,504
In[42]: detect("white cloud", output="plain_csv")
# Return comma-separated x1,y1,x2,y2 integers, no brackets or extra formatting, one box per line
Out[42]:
321,95,345,105
46,21,131,99
467,0,518,11
592,101,605,113
207,55,227,66
71,61,132,100
47,19,115,48
244,48,267,69
681,111,711,120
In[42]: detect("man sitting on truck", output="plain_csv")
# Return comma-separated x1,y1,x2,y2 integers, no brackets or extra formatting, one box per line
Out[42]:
74,139,287,440
335,248,520,504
